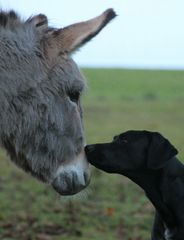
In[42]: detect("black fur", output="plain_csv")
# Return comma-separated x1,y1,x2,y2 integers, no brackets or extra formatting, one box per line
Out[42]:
85,130,184,240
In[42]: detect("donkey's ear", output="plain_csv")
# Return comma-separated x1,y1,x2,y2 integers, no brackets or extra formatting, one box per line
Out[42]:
46,9,116,56
147,132,178,169
26,14,48,30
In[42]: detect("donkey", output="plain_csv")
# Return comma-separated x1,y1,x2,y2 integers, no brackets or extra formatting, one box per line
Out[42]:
0,9,116,195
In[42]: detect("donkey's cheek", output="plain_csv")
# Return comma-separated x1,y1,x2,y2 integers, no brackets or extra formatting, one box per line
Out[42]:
52,151,91,195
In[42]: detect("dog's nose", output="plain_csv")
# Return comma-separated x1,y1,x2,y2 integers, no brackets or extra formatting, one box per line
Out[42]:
85,145,96,155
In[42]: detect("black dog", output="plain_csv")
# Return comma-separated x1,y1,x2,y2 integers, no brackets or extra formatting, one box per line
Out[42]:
85,130,184,240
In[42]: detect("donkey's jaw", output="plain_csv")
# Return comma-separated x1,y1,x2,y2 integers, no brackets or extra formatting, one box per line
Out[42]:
52,151,91,195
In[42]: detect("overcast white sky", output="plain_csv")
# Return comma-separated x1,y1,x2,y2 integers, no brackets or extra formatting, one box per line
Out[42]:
0,0,184,69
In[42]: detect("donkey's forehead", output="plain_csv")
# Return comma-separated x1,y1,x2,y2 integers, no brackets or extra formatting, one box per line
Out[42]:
51,56,86,93
62,58,86,92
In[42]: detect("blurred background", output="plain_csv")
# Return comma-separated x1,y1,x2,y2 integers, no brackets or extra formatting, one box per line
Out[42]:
0,1,184,240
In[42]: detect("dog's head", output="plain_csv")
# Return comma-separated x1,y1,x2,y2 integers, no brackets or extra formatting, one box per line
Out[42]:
85,130,178,173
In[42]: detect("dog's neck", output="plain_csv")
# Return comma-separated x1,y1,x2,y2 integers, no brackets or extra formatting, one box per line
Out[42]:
122,167,176,228
163,157,184,178
164,225,177,240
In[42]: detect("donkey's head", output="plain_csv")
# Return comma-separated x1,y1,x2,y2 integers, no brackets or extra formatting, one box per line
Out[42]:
0,9,116,195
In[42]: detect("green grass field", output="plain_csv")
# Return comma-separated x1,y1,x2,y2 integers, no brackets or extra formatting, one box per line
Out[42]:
0,69,184,240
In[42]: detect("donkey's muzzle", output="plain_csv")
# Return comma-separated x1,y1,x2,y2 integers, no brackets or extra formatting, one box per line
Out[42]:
52,152,91,195
52,171,90,195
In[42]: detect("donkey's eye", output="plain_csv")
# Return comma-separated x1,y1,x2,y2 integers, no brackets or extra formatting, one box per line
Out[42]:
68,91,80,103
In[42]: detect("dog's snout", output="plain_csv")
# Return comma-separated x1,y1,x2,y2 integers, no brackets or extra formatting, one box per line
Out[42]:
85,145,96,155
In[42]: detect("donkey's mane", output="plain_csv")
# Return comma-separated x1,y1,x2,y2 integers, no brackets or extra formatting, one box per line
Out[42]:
0,10,51,33
0,10,21,28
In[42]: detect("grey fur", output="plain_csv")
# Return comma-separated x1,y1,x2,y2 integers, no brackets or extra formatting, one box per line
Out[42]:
0,9,116,194
0,11,85,182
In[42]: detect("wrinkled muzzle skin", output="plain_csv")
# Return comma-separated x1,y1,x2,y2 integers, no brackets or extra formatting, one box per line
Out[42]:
52,151,90,195
0,9,116,195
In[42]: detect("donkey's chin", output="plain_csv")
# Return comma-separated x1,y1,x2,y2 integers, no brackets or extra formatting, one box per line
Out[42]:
52,151,91,195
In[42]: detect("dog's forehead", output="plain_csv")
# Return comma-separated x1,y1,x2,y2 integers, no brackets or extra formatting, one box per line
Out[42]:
114,130,149,142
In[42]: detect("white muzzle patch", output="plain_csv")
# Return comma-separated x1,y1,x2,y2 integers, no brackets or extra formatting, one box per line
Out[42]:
52,151,91,195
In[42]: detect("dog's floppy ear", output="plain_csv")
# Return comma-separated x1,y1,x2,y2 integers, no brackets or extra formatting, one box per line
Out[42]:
147,132,178,169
